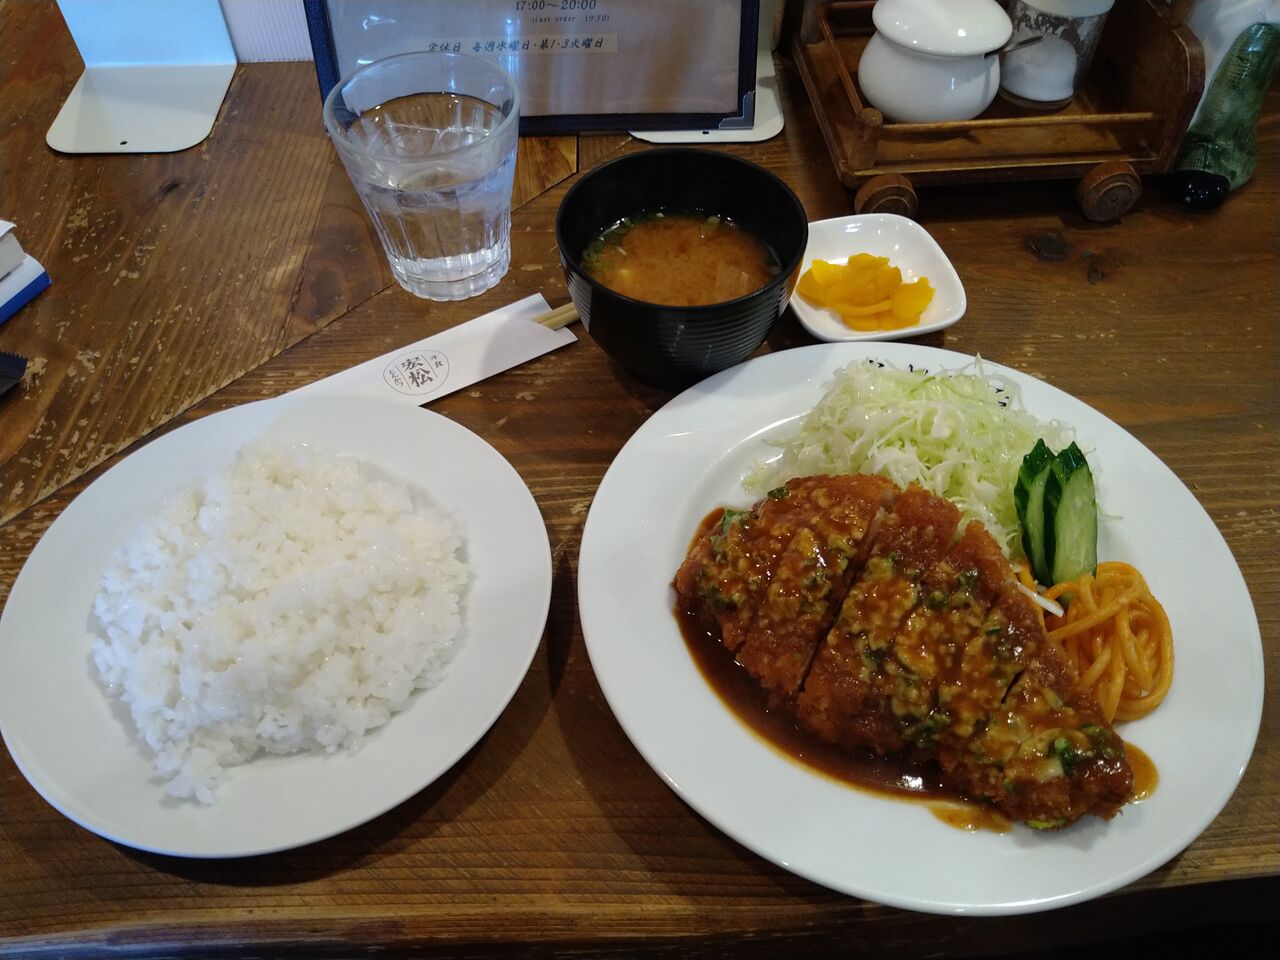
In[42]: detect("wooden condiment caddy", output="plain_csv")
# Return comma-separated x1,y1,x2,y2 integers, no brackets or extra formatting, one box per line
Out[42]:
792,0,1205,220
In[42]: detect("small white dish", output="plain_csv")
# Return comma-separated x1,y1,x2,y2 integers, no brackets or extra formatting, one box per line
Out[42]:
789,213,967,342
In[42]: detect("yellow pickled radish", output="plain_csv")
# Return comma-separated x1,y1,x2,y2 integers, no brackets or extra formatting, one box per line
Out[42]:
870,266,903,302
829,266,894,305
807,259,847,288
796,254,934,331
795,269,828,303
891,277,935,321
839,299,894,318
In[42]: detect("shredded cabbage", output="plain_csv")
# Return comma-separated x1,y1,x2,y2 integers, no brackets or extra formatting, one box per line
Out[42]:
745,358,1075,556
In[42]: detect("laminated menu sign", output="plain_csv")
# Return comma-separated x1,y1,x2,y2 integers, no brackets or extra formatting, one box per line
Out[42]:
306,0,759,132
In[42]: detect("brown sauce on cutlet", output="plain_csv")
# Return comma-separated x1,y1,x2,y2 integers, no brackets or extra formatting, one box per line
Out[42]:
677,602,953,799
1126,744,1158,801
676,507,1158,825
678,507,952,800
928,744,1156,830
928,802,1013,833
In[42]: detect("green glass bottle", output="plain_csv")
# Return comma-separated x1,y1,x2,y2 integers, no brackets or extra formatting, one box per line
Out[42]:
1172,22,1280,211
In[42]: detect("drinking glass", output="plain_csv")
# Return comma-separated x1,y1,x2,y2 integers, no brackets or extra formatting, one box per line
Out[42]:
323,51,520,301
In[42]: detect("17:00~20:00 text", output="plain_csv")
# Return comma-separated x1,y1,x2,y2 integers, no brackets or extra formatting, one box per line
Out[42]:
515,1,600,11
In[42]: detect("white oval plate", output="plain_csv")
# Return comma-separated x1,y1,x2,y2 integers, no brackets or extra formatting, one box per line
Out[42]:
789,214,967,342
578,343,1263,915
0,394,552,858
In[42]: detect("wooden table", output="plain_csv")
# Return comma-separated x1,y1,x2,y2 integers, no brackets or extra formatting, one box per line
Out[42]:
2,3,1276,956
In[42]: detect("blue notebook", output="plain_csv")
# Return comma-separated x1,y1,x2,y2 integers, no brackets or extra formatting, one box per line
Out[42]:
0,254,51,327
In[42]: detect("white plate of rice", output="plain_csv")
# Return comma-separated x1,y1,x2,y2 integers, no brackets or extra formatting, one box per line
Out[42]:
0,393,552,857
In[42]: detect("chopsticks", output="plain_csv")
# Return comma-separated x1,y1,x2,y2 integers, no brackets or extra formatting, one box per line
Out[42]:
535,301,580,330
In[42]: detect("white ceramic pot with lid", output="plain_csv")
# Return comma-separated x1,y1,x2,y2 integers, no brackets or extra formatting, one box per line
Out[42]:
857,0,1013,123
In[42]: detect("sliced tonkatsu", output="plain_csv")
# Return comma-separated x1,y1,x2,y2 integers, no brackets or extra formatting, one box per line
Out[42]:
943,648,1134,827
927,520,1034,745
796,485,962,755
673,474,896,705
675,474,1135,829
907,521,1134,825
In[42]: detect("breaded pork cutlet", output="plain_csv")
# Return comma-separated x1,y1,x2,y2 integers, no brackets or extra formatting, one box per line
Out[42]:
673,474,895,705
797,485,962,755
882,518,1134,826
946,639,1134,827
676,475,1135,829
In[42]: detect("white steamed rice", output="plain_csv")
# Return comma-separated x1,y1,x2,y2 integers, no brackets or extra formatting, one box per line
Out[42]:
91,442,468,804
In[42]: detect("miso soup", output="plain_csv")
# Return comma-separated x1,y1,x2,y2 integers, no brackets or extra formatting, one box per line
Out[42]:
582,212,778,306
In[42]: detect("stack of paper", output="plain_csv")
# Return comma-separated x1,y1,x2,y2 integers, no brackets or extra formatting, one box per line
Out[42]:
1,220,51,326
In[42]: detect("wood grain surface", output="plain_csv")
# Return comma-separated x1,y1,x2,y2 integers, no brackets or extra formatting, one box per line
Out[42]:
1,1,1277,956
0,2,581,526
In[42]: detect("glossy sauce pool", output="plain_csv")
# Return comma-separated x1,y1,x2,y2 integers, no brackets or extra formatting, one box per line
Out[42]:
677,603,953,801
678,606,1159,830
676,511,1157,830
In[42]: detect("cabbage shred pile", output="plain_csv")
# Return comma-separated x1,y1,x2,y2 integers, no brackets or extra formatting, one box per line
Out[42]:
745,359,1075,557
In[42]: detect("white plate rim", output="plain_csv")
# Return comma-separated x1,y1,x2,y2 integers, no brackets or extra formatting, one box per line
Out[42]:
789,213,967,343
0,393,552,858
577,342,1264,915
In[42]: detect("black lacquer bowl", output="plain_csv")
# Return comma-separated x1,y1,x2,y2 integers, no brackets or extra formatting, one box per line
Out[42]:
555,148,808,383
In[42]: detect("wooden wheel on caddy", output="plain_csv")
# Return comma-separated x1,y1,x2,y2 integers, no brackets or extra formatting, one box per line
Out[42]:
1076,161,1142,222
853,174,919,219
851,162,1141,223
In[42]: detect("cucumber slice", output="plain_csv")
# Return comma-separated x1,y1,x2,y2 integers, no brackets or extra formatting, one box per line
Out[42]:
1014,439,1056,584
1044,442,1098,584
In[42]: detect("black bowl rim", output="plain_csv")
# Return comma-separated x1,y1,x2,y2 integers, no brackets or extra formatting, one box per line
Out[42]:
555,147,809,314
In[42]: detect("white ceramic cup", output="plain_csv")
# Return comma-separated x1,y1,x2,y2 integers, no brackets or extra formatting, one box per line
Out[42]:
857,32,1002,123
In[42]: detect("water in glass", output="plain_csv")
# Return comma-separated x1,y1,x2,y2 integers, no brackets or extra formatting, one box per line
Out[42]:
342,91,517,301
